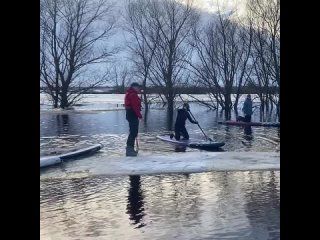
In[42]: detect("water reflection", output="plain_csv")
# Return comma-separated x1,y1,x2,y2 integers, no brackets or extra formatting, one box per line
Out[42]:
244,125,252,135
241,126,253,148
126,175,146,229
56,114,69,134
40,171,280,240
224,125,231,142
174,145,187,152
243,171,280,240
243,126,253,141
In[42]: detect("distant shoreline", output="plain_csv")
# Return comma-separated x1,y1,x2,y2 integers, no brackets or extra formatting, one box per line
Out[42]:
40,86,279,95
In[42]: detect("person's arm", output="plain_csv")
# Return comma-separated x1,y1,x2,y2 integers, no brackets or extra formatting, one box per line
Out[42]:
249,101,253,115
242,101,248,113
130,93,143,119
186,112,198,124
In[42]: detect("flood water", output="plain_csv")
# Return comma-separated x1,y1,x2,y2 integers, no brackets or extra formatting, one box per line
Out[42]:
40,94,280,239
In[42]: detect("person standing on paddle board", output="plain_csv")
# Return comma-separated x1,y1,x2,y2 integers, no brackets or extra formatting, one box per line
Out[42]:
242,94,253,122
170,103,198,140
124,82,142,156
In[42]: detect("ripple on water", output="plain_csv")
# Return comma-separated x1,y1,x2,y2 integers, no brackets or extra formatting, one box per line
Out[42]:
40,171,280,240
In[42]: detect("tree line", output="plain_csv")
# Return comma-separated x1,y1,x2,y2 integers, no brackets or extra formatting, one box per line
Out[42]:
40,0,280,121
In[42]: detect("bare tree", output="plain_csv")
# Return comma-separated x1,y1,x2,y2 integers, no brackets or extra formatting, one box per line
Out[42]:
247,0,280,121
124,0,161,112
128,0,200,116
152,0,199,115
40,0,118,109
232,20,254,116
111,64,131,93
189,9,253,120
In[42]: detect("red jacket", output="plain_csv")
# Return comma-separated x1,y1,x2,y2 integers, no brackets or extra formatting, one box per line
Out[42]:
124,87,142,119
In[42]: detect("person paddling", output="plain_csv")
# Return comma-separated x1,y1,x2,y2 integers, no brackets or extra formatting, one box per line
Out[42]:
170,103,198,140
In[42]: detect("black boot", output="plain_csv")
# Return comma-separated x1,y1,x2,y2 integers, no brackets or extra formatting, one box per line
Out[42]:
126,146,138,157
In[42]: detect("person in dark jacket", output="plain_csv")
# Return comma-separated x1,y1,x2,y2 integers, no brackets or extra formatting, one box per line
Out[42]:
124,82,142,156
237,94,253,122
242,94,253,122
170,103,198,140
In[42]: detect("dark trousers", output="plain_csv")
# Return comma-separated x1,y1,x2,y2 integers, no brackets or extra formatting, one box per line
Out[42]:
244,115,251,122
127,118,139,147
174,125,189,140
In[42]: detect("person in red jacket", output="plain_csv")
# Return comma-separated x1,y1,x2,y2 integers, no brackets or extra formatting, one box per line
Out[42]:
124,82,142,156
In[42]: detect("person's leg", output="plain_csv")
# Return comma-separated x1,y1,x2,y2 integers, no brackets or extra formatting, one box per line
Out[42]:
237,116,245,122
131,118,139,143
127,118,139,147
175,127,181,140
170,126,175,139
127,120,134,147
181,126,189,140
126,118,139,156
244,115,251,122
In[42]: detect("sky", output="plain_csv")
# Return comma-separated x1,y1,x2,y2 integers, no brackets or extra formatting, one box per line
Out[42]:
185,0,247,15
109,0,249,82
41,0,250,87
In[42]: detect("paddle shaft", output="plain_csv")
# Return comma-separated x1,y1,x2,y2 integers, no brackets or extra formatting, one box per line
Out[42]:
136,135,139,152
188,109,213,141
136,90,143,153
178,95,213,141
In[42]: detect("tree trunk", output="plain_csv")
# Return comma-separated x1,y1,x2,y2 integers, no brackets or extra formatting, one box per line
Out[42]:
53,95,58,108
224,94,232,120
60,86,69,109
142,90,148,112
166,107,174,131
234,97,239,117
167,93,174,121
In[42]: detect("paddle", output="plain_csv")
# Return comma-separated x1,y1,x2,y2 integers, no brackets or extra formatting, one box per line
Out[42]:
136,87,143,153
178,95,213,142
136,135,139,153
